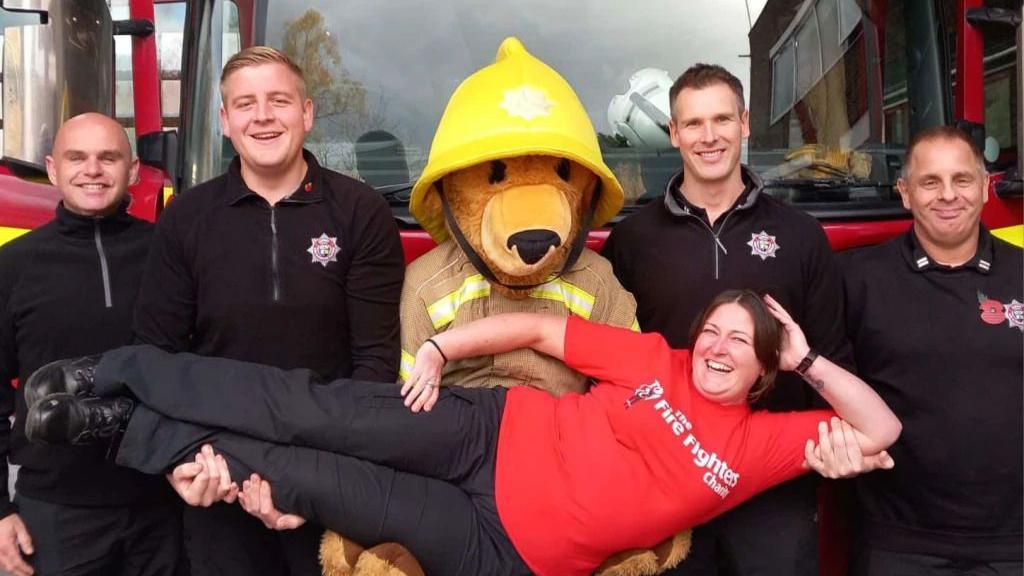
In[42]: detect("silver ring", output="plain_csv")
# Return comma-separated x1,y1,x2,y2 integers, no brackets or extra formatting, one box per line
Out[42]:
426,379,437,387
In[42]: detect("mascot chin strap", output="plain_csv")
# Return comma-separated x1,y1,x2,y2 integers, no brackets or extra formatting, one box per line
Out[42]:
436,179,602,292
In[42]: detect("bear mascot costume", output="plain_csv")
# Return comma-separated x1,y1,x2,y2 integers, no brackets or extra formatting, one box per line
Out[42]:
320,38,690,576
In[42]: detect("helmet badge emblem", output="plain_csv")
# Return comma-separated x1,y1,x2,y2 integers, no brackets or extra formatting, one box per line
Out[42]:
747,230,780,261
500,86,554,121
307,233,340,267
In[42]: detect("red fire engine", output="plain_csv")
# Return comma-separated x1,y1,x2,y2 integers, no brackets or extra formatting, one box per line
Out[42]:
0,1,1018,573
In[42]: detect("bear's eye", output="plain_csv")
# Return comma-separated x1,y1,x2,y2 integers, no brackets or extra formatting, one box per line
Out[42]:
556,159,571,182
489,161,507,184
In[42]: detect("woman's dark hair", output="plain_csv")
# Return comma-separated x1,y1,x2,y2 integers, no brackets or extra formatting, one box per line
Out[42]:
688,289,782,403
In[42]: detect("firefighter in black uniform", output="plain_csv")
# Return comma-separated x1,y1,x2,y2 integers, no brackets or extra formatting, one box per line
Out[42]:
132,46,404,576
842,126,1022,575
0,113,179,576
603,64,851,576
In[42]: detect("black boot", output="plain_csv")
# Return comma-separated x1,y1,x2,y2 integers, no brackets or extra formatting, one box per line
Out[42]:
23,355,103,407
25,393,133,446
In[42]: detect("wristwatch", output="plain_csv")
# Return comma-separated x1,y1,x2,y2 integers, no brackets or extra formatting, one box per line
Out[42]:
794,349,819,376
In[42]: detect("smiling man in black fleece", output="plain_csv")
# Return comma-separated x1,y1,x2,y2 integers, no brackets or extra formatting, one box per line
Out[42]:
603,64,852,576
131,46,404,576
842,126,1022,575
0,113,179,576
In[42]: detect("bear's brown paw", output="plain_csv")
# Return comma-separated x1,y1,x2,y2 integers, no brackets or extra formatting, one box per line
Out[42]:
351,543,425,576
319,530,364,576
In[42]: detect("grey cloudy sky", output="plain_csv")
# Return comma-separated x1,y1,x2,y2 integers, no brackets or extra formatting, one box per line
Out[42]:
261,1,769,154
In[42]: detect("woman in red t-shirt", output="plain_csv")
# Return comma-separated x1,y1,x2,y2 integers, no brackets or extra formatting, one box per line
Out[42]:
25,291,900,576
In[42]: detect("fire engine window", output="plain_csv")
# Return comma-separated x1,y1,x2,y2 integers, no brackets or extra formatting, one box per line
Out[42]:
179,0,242,186
837,0,860,43
113,0,238,149
985,72,1016,168
815,0,841,71
979,0,1019,171
771,43,796,122
0,9,43,140
182,0,1003,223
882,0,907,147
749,0,946,220
154,2,187,128
940,0,1019,172
795,12,822,97
183,0,765,209
111,0,134,145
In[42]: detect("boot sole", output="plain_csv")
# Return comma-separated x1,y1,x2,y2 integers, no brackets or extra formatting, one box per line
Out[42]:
23,358,71,408
23,358,97,407
24,393,76,445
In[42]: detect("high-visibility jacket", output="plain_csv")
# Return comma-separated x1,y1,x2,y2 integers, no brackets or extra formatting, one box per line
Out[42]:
400,240,637,395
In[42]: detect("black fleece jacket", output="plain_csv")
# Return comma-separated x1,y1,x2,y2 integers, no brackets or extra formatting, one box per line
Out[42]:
0,201,170,516
604,166,852,412
842,227,1022,561
133,151,403,381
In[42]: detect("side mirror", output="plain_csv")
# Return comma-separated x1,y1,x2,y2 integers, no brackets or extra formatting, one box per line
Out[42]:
995,166,1023,199
2,0,113,170
137,129,178,193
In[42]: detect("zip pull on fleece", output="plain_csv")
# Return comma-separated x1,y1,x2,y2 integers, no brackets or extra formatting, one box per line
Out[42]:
93,222,113,308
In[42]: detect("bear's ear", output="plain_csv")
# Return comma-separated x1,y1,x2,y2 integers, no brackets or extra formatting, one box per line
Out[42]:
424,180,444,216
417,180,448,237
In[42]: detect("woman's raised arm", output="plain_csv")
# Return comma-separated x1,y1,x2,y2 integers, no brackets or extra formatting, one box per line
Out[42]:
764,295,902,455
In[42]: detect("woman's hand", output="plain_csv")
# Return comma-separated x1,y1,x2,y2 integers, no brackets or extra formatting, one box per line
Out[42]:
763,294,811,371
400,339,446,413
237,473,307,531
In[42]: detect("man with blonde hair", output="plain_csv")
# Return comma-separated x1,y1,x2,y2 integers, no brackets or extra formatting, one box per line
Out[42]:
132,46,404,576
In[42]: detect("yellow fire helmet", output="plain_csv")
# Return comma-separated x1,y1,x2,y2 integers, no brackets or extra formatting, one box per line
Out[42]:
410,37,625,243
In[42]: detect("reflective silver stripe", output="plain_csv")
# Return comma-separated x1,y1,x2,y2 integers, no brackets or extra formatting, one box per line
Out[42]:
94,224,112,308
399,349,415,382
529,278,595,319
427,275,491,329
916,257,929,269
979,259,991,271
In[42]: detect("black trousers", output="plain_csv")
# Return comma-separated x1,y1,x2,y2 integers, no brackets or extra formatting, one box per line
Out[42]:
16,494,182,576
95,345,530,576
180,503,323,576
849,547,1023,576
664,477,818,576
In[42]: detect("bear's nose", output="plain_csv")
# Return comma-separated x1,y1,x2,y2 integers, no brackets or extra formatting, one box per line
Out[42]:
507,230,561,265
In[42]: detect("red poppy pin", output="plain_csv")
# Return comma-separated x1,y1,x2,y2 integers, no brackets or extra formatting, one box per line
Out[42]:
978,291,1024,331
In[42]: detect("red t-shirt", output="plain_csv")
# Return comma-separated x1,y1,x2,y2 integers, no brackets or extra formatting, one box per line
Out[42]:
494,317,834,576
